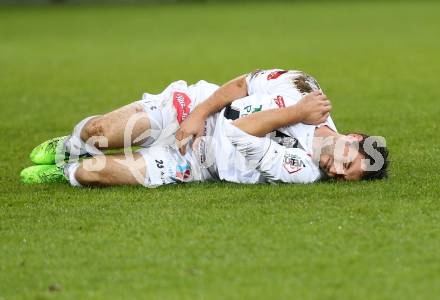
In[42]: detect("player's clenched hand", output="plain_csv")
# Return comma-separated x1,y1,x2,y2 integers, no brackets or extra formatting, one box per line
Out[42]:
297,90,332,125
175,111,206,155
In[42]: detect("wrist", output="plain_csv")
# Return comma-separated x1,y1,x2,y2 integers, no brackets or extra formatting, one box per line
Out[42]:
192,104,210,119
289,103,305,122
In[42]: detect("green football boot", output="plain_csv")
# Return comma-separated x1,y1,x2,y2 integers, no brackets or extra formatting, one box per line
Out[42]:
20,165,68,184
30,136,68,165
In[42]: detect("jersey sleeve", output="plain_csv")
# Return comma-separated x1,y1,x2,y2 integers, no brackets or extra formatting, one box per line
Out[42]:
245,69,266,95
224,121,321,184
245,69,322,98
245,69,288,95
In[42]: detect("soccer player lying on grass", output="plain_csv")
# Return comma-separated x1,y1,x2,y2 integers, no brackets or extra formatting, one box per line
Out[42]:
20,69,389,186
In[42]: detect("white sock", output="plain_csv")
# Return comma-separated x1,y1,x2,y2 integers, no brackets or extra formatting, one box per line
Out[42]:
64,115,99,157
64,162,82,187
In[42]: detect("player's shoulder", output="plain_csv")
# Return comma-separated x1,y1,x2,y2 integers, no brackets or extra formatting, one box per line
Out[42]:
247,68,290,81
247,68,321,95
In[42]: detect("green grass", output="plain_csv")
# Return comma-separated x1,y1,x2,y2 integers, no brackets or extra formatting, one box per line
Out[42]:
1,1,440,299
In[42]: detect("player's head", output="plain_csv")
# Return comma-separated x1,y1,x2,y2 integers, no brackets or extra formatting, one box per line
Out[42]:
318,133,389,181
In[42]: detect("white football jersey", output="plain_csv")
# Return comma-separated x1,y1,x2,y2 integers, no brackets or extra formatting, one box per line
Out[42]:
143,69,338,185
245,69,337,154
202,69,338,184
214,121,322,184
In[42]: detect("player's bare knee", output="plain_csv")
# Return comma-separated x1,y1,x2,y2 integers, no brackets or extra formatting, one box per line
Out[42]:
75,167,101,186
77,156,109,186
81,117,109,141
133,103,145,114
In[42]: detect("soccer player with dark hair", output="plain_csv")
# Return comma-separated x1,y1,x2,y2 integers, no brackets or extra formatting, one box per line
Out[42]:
21,69,389,186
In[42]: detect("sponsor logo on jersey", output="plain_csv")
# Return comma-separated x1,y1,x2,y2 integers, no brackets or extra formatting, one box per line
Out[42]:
194,136,216,169
197,139,207,165
283,153,306,174
281,136,298,148
267,70,288,80
176,163,191,182
274,95,286,108
273,131,299,148
240,104,262,117
173,91,192,124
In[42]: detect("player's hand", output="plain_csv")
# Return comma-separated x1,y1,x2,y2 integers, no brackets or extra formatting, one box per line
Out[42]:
175,111,206,155
297,90,332,125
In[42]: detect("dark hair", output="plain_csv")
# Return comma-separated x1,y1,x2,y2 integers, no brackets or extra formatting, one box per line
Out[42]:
357,133,389,180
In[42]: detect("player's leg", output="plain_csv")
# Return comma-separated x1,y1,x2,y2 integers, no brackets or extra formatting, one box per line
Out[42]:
66,153,147,187
79,102,153,150
20,152,147,186
30,99,167,165
22,136,197,186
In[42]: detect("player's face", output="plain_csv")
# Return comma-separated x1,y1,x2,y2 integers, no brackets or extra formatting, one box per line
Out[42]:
319,134,365,181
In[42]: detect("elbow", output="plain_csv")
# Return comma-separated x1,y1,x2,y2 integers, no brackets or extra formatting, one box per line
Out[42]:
235,75,248,94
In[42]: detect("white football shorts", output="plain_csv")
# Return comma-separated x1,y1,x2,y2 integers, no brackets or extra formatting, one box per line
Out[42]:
135,80,219,148
134,80,219,187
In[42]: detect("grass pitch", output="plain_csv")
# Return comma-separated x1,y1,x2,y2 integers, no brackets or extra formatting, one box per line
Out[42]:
1,1,440,299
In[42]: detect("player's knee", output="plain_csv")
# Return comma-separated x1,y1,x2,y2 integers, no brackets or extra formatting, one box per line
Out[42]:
75,167,102,186
81,118,109,141
76,156,108,186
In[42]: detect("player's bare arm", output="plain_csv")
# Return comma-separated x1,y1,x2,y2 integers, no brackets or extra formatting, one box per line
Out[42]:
233,91,331,137
176,75,247,154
